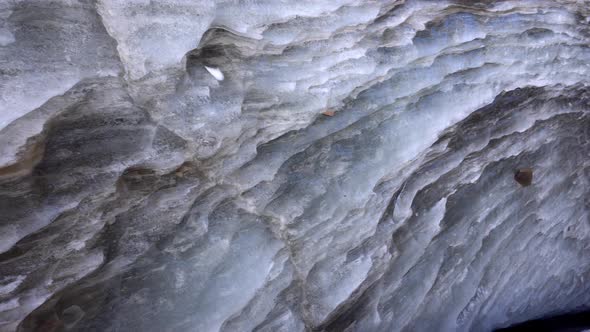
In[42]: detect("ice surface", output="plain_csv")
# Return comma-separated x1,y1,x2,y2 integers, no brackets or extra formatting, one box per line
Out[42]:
1,0,590,331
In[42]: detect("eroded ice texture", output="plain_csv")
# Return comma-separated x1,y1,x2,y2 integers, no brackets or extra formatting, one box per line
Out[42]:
1,0,590,331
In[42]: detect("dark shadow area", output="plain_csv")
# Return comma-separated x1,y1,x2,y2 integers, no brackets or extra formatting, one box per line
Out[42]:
496,311,590,332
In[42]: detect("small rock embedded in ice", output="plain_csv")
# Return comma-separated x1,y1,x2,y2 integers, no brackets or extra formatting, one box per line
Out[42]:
204,66,224,81
322,110,335,117
514,168,533,186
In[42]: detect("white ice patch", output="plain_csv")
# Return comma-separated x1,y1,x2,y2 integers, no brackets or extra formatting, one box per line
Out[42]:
0,298,19,312
0,276,25,295
204,66,224,81
0,28,15,46
0,225,18,254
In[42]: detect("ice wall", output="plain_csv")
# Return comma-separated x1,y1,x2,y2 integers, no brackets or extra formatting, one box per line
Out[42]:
1,0,590,331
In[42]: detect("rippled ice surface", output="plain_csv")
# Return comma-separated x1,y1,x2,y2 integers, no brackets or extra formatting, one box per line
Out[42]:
1,0,590,331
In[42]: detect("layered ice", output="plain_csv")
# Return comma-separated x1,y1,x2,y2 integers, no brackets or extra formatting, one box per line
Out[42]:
1,0,590,331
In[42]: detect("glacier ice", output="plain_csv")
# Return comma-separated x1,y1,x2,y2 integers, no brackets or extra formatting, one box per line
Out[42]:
1,0,590,331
